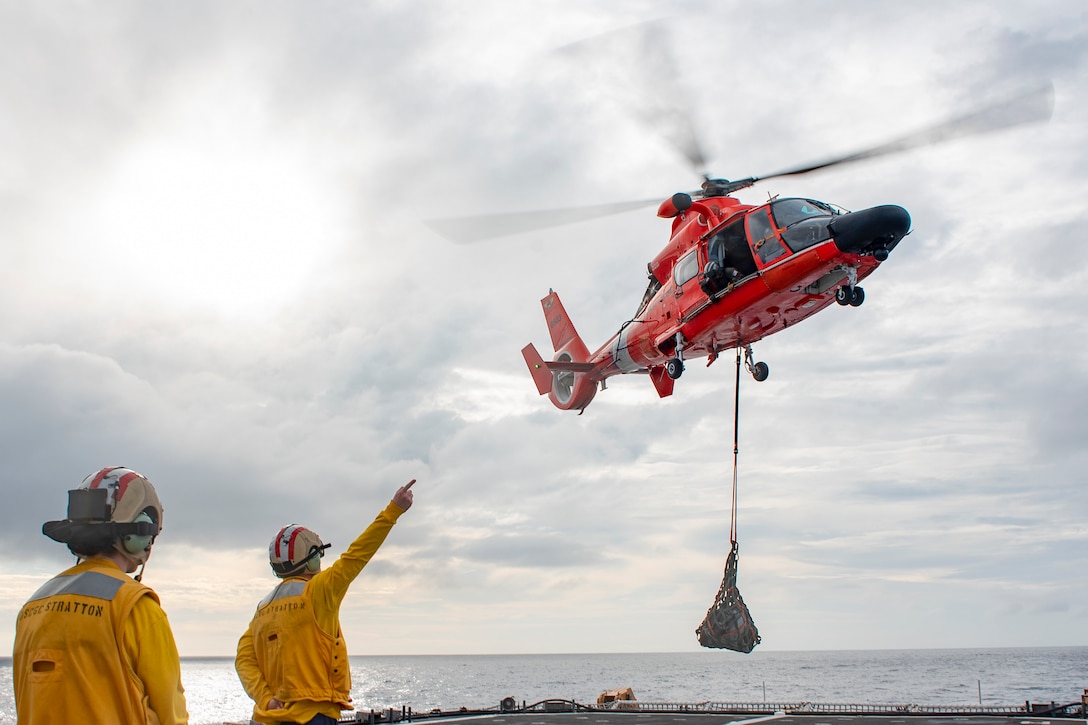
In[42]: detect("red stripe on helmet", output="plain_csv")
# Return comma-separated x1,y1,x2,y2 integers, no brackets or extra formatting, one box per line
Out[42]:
115,470,140,500
87,466,115,489
285,527,303,560
273,525,292,558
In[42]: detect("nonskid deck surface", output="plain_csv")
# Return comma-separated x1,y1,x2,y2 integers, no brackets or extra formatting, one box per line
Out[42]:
455,713,1078,725
329,699,1087,725
224,700,1088,725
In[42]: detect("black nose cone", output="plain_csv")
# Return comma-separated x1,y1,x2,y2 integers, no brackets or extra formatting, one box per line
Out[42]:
829,204,911,255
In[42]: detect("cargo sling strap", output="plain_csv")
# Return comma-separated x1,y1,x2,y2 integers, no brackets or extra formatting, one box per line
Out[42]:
696,347,761,653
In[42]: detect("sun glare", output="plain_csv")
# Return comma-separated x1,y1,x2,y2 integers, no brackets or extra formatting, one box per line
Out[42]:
65,91,348,319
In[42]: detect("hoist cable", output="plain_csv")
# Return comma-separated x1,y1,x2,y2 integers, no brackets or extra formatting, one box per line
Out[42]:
731,347,741,545
695,344,761,652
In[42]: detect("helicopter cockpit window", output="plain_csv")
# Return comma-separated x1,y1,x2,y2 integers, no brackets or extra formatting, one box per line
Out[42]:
772,198,836,252
747,209,787,264
674,251,700,287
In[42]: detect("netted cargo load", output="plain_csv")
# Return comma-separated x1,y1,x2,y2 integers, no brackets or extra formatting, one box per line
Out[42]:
696,540,760,653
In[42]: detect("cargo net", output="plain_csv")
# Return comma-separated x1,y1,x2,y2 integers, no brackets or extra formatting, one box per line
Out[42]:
696,540,760,653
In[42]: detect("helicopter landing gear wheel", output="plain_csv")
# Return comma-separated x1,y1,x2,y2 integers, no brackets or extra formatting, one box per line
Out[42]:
666,357,684,380
666,331,686,380
742,345,769,382
836,284,865,307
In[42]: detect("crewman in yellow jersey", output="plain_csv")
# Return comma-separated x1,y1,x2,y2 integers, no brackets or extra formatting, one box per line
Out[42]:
13,466,188,725
236,479,416,725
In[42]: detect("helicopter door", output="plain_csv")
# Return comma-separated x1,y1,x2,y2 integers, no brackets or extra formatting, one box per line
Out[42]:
746,208,788,267
672,249,704,319
709,219,757,278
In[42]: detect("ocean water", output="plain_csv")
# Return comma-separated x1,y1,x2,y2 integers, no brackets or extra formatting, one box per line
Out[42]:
1,647,1086,725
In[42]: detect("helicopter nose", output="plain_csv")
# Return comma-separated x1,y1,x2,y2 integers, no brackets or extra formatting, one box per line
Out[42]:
828,204,911,256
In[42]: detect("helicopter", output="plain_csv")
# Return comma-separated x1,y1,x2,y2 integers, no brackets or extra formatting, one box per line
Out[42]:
522,191,908,412
428,83,1054,414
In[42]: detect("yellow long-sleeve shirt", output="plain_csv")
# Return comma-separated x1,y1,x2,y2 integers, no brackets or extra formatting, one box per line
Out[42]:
14,558,188,725
236,500,405,725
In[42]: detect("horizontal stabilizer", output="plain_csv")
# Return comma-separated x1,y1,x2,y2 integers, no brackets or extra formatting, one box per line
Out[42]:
521,344,553,396
546,361,596,373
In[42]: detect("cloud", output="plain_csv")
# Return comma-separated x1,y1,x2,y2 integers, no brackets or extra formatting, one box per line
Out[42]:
1,0,1086,661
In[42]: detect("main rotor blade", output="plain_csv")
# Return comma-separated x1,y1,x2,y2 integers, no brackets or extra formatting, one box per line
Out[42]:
555,20,710,175
758,82,1055,181
425,198,660,244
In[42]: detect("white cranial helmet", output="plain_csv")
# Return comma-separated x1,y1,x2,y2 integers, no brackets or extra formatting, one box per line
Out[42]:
269,524,330,577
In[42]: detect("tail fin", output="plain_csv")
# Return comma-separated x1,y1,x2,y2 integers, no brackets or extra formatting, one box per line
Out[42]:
541,290,591,360
523,291,598,411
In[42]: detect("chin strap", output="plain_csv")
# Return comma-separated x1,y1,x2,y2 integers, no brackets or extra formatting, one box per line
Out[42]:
271,542,331,576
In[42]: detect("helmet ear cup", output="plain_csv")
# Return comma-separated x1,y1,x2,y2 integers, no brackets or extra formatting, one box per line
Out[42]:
303,544,325,572
122,533,152,555
122,512,154,555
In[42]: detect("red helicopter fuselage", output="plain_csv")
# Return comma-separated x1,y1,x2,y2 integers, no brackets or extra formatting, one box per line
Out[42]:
522,193,911,412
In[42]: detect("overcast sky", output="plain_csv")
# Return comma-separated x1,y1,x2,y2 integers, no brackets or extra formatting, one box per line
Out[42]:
1,0,1085,658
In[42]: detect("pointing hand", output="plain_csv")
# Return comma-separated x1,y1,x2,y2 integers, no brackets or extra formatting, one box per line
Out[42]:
393,479,416,511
